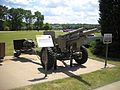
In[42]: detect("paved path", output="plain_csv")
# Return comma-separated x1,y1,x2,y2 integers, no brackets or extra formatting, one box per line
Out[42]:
94,81,120,90
0,55,114,90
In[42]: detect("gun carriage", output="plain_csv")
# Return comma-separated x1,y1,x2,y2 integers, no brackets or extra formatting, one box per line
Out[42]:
13,28,97,71
40,28,97,70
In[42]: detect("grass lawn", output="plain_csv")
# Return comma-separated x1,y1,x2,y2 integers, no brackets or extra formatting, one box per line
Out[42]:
0,31,120,90
0,30,65,56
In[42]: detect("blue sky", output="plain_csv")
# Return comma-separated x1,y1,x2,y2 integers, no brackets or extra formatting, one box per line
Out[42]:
0,0,99,24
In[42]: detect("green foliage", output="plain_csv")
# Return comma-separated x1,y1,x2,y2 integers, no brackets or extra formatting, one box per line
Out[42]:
109,41,120,58
8,8,25,30
89,41,96,54
99,0,120,41
43,23,52,30
24,10,33,30
89,40,120,58
0,5,50,31
34,11,44,30
0,5,7,20
0,19,4,31
52,24,100,30
89,40,105,56
99,0,120,58
0,5,8,30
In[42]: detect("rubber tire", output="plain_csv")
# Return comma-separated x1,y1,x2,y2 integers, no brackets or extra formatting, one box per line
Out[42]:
74,46,88,64
40,48,54,71
14,50,21,57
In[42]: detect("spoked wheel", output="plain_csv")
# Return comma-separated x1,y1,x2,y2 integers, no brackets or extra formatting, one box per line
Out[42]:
74,46,88,64
40,47,54,70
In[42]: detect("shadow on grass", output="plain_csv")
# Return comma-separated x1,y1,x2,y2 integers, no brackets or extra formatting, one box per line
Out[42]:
29,60,91,86
90,54,120,62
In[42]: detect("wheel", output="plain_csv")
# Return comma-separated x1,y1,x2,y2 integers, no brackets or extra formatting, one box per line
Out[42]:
74,46,88,64
40,47,54,70
14,50,21,57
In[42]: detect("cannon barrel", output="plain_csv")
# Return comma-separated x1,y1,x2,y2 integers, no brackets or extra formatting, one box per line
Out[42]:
83,28,98,35
62,28,98,36
61,27,84,37
59,28,98,41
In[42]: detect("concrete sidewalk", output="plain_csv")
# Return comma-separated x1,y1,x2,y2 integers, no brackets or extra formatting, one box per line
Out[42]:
94,81,120,90
0,55,114,90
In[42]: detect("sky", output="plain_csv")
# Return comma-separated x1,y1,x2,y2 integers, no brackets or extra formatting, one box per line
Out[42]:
0,0,99,24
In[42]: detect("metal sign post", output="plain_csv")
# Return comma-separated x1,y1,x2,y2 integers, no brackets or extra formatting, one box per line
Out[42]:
44,47,48,77
103,34,112,68
105,44,108,68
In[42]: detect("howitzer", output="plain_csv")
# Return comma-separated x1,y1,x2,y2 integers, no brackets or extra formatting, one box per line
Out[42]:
40,28,98,70
12,28,98,71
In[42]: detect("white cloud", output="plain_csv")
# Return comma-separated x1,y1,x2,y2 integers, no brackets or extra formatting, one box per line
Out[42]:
6,0,33,5
3,0,99,24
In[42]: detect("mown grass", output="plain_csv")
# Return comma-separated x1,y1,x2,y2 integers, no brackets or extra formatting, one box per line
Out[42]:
0,30,65,56
88,49,120,66
94,32,102,36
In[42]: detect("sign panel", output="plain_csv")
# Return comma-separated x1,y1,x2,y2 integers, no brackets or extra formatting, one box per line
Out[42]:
103,34,112,44
36,35,54,47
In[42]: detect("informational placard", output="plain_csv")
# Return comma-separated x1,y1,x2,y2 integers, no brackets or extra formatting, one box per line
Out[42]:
103,34,112,44
103,33,112,68
36,35,54,47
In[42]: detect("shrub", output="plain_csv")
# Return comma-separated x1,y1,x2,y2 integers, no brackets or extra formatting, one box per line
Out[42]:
109,42,120,58
89,40,120,58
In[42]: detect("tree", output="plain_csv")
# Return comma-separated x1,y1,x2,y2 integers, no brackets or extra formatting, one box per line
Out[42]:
0,5,8,30
0,5,8,20
24,10,33,30
98,0,120,58
43,23,52,30
8,8,24,30
34,11,44,30
0,5,46,31
99,0,120,41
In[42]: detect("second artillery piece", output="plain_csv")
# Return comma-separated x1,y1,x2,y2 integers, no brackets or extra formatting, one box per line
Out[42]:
40,28,98,70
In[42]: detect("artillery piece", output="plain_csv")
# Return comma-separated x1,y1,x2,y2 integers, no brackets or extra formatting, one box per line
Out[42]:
40,28,98,70
13,28,97,71
13,39,35,57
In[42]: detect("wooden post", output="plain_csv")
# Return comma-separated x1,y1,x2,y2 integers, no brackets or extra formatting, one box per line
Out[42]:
0,43,5,62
